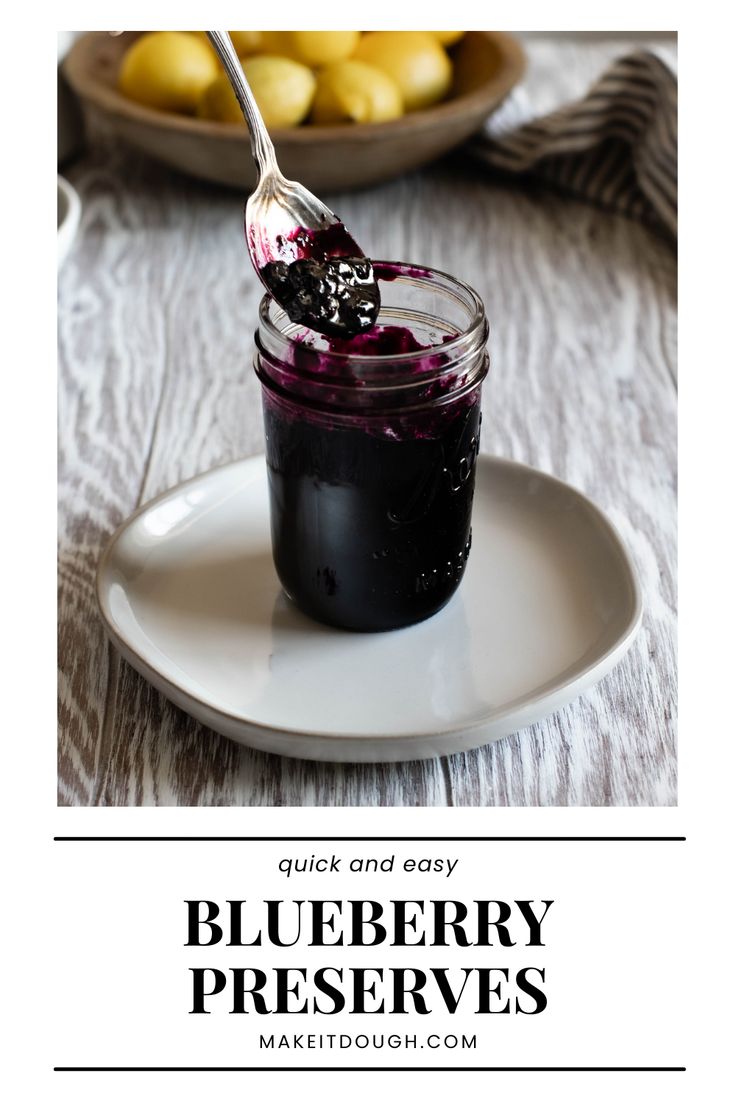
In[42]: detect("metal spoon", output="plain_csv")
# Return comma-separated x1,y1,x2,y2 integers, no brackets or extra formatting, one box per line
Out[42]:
205,31,380,337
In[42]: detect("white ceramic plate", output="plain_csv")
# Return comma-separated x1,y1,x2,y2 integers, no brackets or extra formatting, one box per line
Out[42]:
57,175,81,268
97,455,642,762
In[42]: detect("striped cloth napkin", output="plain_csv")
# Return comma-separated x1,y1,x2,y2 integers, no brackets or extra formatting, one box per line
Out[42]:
467,50,677,240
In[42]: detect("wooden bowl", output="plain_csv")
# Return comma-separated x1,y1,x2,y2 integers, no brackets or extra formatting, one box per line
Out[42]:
63,32,526,192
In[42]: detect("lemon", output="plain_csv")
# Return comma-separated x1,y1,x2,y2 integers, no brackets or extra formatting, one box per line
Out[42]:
193,31,264,58
256,31,299,58
311,60,403,124
287,31,361,66
199,56,316,128
244,56,316,127
354,31,452,112
429,32,466,46
196,70,244,123
118,32,219,113
228,31,264,56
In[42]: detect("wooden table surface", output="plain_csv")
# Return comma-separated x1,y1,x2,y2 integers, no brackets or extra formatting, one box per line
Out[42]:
58,34,677,806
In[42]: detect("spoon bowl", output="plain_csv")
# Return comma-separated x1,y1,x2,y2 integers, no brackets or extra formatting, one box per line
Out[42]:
245,162,361,269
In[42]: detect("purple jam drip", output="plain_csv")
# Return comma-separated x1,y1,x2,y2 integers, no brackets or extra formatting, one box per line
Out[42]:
373,261,433,281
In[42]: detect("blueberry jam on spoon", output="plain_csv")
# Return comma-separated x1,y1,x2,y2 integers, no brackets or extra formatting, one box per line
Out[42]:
259,222,380,339
261,256,379,339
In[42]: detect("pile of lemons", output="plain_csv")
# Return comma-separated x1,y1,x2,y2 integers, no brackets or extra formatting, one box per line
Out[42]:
118,31,465,128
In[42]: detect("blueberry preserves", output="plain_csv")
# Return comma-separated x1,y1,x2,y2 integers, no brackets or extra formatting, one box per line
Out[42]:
255,262,489,632
257,221,381,340
261,256,380,338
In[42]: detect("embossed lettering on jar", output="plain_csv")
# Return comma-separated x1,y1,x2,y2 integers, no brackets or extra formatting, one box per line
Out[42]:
255,262,490,631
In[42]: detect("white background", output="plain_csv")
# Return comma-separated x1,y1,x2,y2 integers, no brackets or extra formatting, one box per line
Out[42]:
51,832,686,1068
4,0,734,1101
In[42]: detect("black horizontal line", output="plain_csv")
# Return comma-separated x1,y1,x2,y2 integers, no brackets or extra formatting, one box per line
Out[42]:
53,836,686,843
54,1066,686,1073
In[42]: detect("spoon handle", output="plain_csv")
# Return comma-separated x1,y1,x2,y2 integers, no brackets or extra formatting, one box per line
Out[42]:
205,31,280,181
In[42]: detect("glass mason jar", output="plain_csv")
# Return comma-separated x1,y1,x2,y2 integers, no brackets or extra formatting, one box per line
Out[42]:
254,262,489,632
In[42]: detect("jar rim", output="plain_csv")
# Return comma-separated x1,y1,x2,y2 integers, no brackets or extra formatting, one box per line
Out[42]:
257,259,488,367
